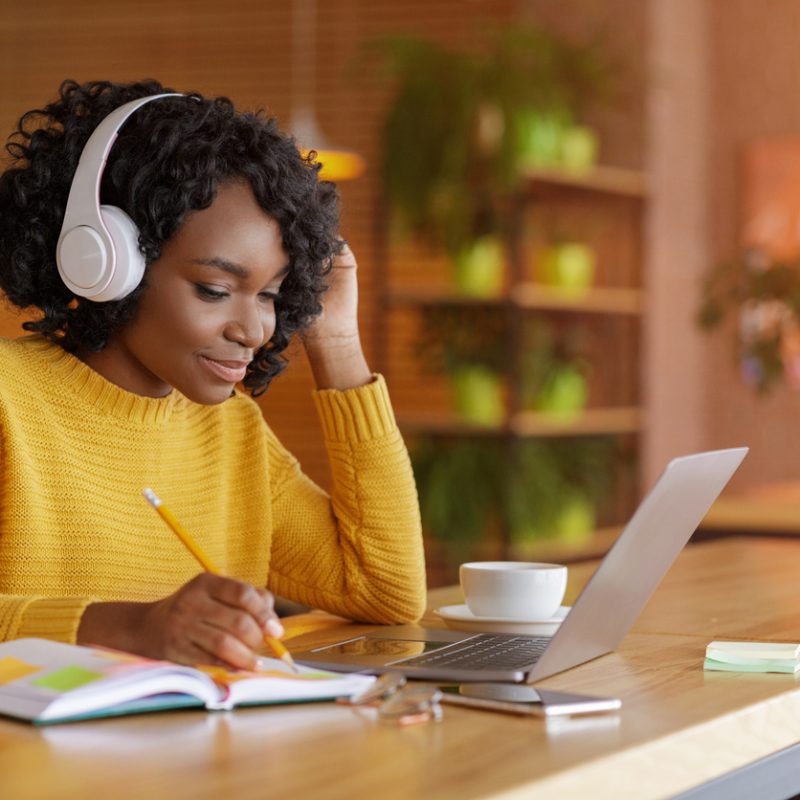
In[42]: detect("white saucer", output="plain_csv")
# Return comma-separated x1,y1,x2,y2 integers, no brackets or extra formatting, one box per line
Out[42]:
434,604,570,636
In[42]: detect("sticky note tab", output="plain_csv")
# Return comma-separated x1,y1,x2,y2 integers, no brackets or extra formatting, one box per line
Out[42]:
0,656,41,685
707,641,800,660
704,658,798,674
32,665,103,692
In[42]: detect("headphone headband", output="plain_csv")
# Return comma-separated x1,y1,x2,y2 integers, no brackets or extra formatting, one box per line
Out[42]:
57,92,184,301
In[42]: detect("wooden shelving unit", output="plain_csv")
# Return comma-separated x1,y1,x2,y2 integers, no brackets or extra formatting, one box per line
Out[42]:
507,525,624,563
379,165,648,571
397,407,643,438
509,406,643,437
509,284,643,315
521,164,648,197
387,284,644,315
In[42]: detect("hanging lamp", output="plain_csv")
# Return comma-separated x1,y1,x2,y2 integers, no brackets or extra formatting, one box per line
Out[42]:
290,0,366,182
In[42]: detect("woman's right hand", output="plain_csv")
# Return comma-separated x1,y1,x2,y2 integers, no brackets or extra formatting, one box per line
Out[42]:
78,573,284,670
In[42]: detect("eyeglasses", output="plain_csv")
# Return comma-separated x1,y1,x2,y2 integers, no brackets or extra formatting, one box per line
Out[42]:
338,672,443,726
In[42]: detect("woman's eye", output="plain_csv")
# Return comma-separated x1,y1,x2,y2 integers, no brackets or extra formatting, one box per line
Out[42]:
195,284,228,300
259,291,280,303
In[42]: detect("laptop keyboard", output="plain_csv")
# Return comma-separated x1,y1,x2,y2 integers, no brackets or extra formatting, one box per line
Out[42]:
397,634,550,670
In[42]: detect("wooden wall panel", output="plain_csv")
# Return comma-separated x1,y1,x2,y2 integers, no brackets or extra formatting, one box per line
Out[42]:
704,0,800,489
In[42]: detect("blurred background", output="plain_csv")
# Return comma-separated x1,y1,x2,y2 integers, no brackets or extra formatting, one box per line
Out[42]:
2,0,799,584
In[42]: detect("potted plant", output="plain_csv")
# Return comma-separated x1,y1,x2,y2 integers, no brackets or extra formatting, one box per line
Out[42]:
698,247,800,393
505,437,618,552
411,434,618,576
367,25,620,570
417,305,509,425
521,318,590,418
453,235,506,297
368,25,613,292
411,438,505,566
538,240,597,293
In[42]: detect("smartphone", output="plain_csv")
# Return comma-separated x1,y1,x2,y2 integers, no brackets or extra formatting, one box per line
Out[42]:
438,682,621,717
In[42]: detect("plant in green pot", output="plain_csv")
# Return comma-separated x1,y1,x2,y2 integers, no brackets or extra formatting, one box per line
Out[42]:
496,25,610,178
559,124,599,174
521,318,590,419
505,437,617,554
516,109,570,169
367,25,614,290
412,435,617,573
453,235,506,297
535,363,589,418
516,112,600,175
450,364,505,426
418,306,509,426
539,241,597,294
411,438,505,576
697,248,800,393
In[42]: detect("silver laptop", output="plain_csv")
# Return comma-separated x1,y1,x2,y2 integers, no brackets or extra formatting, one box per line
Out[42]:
293,448,748,683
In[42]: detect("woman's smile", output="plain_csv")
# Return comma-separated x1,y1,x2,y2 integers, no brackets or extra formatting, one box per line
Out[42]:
198,354,251,384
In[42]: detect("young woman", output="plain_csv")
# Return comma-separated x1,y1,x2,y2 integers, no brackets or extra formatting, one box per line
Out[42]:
0,79,426,670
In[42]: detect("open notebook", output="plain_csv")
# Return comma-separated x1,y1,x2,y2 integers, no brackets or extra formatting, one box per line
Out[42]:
0,638,374,724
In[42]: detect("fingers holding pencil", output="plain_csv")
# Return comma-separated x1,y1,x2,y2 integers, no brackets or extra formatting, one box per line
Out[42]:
143,573,282,671
209,577,285,643
198,576,288,668
142,488,297,672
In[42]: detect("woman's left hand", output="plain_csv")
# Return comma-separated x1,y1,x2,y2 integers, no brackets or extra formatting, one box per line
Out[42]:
303,241,360,345
302,241,372,390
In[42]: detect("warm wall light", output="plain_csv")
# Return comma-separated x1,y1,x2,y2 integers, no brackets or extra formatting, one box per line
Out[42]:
290,0,366,182
291,107,366,182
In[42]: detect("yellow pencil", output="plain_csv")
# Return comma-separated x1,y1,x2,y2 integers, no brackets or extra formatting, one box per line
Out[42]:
142,487,298,673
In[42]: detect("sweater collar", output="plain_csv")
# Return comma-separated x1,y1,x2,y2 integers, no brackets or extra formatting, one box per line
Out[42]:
21,335,190,426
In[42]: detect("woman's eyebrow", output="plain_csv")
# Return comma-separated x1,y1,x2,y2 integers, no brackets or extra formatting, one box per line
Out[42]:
192,258,291,280
192,257,249,278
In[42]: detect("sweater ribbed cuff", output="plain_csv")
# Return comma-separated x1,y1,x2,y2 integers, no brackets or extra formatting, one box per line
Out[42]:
313,374,398,443
16,597,97,644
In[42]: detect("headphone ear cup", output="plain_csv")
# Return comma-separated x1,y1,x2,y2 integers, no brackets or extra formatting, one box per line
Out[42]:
95,205,146,301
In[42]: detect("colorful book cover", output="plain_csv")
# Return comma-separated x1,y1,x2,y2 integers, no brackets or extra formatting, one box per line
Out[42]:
0,638,374,724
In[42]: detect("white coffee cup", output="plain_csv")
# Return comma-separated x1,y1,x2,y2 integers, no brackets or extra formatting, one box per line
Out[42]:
459,561,568,620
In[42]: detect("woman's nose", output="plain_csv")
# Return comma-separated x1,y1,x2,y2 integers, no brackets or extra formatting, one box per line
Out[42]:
224,301,273,348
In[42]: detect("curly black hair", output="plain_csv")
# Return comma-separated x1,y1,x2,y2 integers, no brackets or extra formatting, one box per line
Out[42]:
0,79,340,395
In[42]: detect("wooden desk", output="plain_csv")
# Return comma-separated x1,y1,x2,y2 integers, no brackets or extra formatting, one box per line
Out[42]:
3,537,800,800
702,482,800,534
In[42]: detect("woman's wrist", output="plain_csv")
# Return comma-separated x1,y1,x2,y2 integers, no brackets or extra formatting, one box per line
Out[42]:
78,600,155,655
304,332,372,391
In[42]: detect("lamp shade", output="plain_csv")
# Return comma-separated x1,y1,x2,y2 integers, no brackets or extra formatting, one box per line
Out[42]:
289,0,365,183
304,146,366,182
292,108,366,182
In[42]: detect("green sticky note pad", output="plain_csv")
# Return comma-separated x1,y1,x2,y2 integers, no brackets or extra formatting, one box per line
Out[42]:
32,665,103,692
0,656,41,685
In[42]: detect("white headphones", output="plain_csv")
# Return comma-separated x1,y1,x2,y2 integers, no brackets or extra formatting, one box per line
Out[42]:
56,93,183,302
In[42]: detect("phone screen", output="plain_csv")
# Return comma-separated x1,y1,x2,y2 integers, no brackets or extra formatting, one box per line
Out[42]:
438,683,621,717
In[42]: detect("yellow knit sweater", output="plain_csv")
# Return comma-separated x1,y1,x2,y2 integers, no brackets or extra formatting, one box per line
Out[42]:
0,335,426,644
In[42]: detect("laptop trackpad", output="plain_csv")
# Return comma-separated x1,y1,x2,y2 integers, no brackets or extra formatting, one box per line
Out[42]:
299,625,469,670
364,625,468,643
